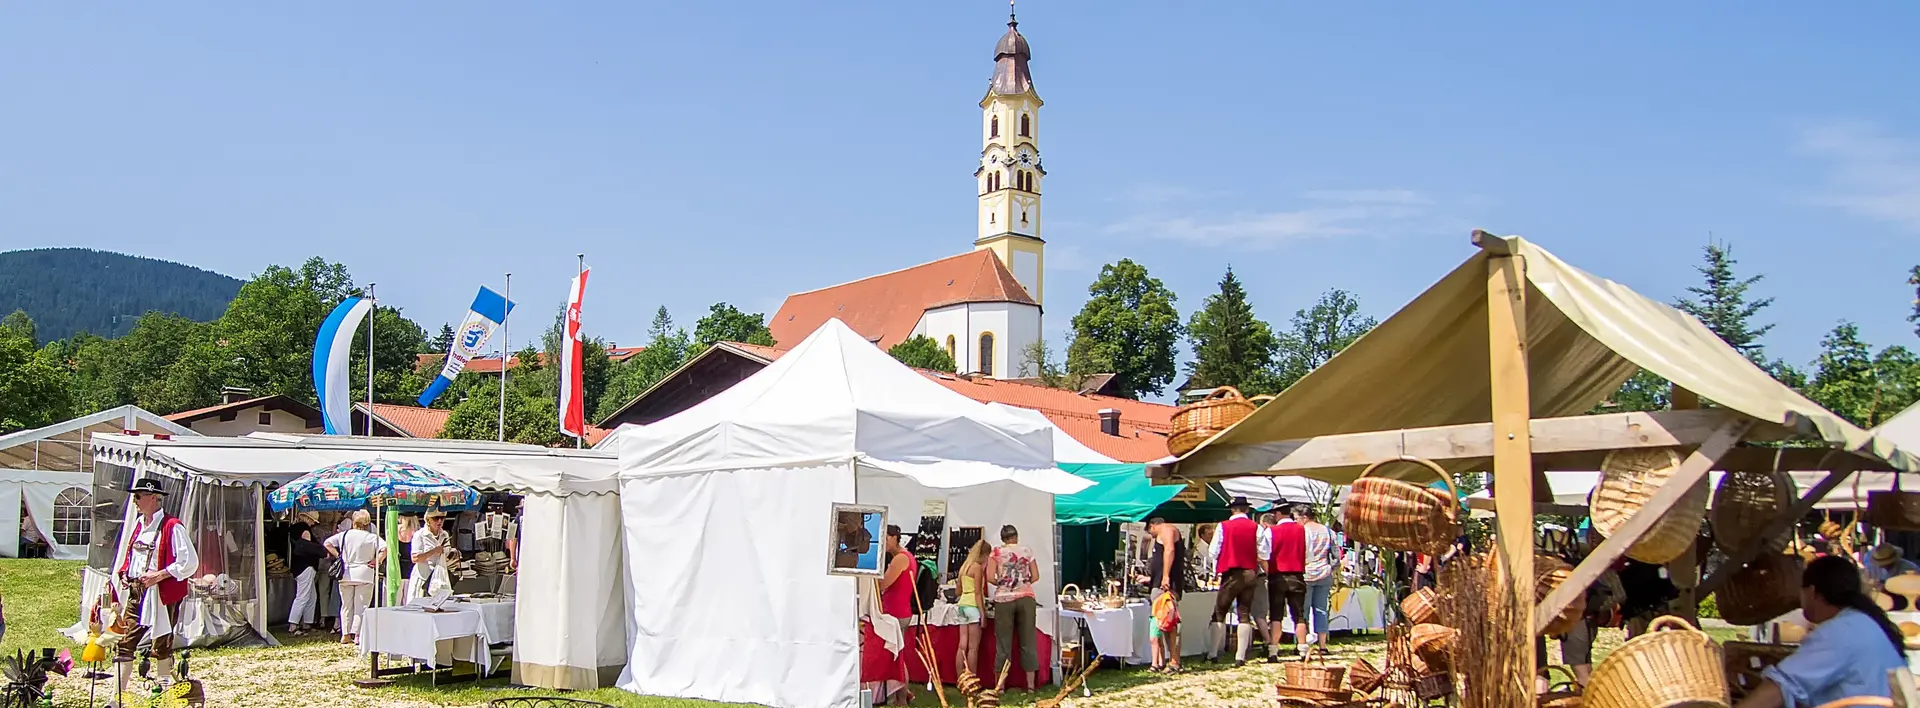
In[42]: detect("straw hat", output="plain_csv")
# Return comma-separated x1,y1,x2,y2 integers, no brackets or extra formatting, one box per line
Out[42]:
1873,543,1904,567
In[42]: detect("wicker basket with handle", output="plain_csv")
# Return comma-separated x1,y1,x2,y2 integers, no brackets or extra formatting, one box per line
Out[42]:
1346,657,1384,694
1343,456,1460,556
1591,447,1708,564
1167,386,1272,457
1713,553,1803,626
1399,586,1442,626
1723,641,1795,702
1058,584,1085,612
1712,469,1797,555
1283,647,1348,690
1409,624,1457,673
1538,665,1583,708
1586,615,1729,708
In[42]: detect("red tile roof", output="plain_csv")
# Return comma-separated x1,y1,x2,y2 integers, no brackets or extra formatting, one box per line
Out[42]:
769,251,1037,350
357,403,453,439
692,342,1175,463
606,346,645,363
166,395,282,422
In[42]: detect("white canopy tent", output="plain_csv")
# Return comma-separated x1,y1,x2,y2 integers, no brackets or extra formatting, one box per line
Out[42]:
88,432,624,689
0,405,195,559
615,319,1091,708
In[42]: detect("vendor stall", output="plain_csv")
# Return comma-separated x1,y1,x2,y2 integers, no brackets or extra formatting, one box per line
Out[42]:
613,320,1091,708
85,433,624,690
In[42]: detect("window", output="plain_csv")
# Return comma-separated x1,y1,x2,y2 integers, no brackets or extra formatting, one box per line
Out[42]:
945,335,957,359
988,172,1000,192
1019,114,1030,137
258,412,272,425
990,115,1000,138
978,333,995,377
52,487,91,546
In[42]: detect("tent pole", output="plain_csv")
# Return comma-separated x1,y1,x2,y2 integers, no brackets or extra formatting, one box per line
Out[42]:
255,485,269,639
384,504,400,606
1486,247,1536,674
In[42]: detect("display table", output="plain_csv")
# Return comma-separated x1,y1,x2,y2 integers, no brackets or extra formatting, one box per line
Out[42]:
360,601,517,679
902,617,1054,690
1060,604,1147,662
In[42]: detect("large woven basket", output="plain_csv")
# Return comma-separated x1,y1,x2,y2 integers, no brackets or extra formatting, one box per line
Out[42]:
1712,470,1797,555
1283,648,1348,690
1591,447,1708,564
1723,641,1795,702
1167,386,1270,456
1343,456,1460,556
1586,616,1729,708
1347,657,1384,694
1400,586,1442,626
1713,553,1803,626
1534,554,1586,636
1409,624,1457,672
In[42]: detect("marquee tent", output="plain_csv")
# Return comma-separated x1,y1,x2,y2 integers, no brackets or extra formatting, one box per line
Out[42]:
87,432,624,689
614,319,1090,708
0,405,195,559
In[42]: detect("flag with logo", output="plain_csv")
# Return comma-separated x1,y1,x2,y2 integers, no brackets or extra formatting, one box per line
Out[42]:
560,267,590,439
418,286,516,407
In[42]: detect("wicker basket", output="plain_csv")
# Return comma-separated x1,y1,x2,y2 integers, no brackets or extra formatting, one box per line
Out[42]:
1591,447,1708,564
1723,641,1795,702
1347,657,1384,694
1714,553,1803,626
1586,616,1729,708
1284,648,1348,690
1535,554,1586,636
1400,587,1442,626
1539,665,1583,708
1059,584,1085,612
1167,387,1270,456
1410,624,1457,673
1343,457,1460,556
1712,470,1797,555
1412,672,1453,701
1275,683,1355,705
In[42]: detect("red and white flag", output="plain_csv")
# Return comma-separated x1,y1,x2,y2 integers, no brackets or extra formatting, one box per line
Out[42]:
560,266,591,440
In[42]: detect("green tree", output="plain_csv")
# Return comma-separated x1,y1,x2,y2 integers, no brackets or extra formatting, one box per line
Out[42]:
347,305,431,405
539,308,616,419
1186,266,1280,395
433,324,456,353
887,335,957,373
438,348,567,447
1675,241,1775,362
1807,322,1886,426
0,318,74,433
1019,338,1091,391
1,310,36,344
204,257,356,405
692,303,776,348
1594,370,1670,413
1271,289,1378,390
1066,259,1183,399
92,312,214,412
596,307,694,421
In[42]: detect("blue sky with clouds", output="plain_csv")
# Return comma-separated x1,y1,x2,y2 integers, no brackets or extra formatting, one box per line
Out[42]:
4,2,1917,394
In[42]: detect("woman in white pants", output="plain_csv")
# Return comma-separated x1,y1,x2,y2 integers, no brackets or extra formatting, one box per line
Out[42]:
324,510,386,644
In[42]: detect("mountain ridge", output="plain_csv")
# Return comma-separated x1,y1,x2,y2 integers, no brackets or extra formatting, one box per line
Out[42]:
0,248,245,343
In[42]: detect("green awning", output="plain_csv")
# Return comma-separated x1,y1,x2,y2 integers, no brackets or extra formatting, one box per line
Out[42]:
1054,463,1186,525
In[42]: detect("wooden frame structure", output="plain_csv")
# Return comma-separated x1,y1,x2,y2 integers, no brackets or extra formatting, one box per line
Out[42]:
1151,231,1909,680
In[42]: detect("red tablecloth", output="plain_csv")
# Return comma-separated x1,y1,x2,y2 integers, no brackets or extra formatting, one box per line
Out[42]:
903,619,1053,690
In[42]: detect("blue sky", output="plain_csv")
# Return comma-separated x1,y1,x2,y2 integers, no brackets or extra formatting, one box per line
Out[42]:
4,2,1918,392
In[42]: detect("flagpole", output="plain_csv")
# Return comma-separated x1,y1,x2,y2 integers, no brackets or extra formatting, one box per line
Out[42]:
576,254,585,449
500,272,510,442
366,282,376,436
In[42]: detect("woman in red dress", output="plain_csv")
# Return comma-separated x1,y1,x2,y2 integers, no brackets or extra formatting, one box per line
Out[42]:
861,526,917,706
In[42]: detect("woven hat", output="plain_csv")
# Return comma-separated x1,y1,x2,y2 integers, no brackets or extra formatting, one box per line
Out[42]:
1873,543,1904,567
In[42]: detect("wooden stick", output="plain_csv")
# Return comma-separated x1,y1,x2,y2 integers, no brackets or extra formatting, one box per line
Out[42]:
1035,658,1100,708
907,581,949,708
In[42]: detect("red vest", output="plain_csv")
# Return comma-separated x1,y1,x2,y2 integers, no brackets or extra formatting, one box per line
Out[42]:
1218,516,1260,573
119,515,191,606
1270,522,1306,574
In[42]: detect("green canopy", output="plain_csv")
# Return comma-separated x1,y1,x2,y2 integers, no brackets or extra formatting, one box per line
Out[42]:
1054,463,1186,525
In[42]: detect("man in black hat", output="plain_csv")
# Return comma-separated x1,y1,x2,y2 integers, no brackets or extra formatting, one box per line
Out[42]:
105,478,197,701
1206,496,1268,666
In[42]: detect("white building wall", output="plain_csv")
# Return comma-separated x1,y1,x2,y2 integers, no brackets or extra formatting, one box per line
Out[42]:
184,406,321,437
913,302,1041,379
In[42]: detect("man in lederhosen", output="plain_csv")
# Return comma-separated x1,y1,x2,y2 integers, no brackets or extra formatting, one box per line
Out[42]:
108,478,198,701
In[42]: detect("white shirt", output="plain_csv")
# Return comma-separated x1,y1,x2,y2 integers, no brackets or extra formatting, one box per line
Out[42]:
407,527,452,599
326,528,385,585
118,509,198,638
1302,522,1335,582
1208,513,1274,567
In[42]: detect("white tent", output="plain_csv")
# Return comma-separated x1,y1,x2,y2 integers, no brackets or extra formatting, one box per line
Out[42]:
88,432,625,689
986,402,1118,465
1,406,196,559
615,319,1091,708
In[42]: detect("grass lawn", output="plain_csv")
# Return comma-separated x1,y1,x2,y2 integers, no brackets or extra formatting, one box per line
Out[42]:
1,558,85,657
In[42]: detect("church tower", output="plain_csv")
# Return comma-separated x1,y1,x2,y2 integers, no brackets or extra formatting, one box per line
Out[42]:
974,7,1046,306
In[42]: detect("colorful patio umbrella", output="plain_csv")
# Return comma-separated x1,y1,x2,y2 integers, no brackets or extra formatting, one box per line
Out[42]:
266,459,480,513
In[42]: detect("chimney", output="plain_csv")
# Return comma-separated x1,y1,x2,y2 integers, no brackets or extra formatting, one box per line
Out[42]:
221,386,252,404
1098,408,1121,436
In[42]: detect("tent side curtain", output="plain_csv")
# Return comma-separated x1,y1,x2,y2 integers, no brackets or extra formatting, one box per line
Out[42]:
1054,463,1183,525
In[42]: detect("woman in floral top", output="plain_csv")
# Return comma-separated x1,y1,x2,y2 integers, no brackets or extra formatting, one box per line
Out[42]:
987,525,1040,689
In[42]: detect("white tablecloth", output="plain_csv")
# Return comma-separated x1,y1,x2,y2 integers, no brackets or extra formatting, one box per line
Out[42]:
359,601,517,677
1059,604,1147,662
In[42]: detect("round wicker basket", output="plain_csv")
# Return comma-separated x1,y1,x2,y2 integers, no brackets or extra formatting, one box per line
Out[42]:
1712,470,1797,555
1167,387,1270,456
1409,623,1457,672
1535,554,1586,636
1343,456,1460,556
1591,448,1707,564
1713,553,1803,626
1585,616,1729,708
1400,586,1443,626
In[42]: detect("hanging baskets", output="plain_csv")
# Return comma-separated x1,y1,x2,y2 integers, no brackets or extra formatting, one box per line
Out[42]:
1713,553,1803,626
1591,447,1708,564
1586,616,1729,708
1400,586,1443,626
1535,554,1586,636
1712,470,1797,555
1167,386,1272,457
1343,456,1460,556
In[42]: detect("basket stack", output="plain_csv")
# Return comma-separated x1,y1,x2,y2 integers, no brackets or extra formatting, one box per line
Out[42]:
1167,387,1270,456
1712,470,1797,555
1591,447,1708,564
1585,616,1729,708
1343,457,1460,556
1713,553,1803,626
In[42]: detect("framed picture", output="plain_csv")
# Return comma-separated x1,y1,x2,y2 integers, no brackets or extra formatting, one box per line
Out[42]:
830,504,888,577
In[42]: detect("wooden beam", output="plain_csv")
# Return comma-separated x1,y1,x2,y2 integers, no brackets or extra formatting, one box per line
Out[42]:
1463,497,1589,518
1699,456,1857,597
1471,229,1512,255
1668,385,1702,627
1533,418,1751,631
1488,251,1536,669
1529,447,1893,474
1158,408,1739,481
